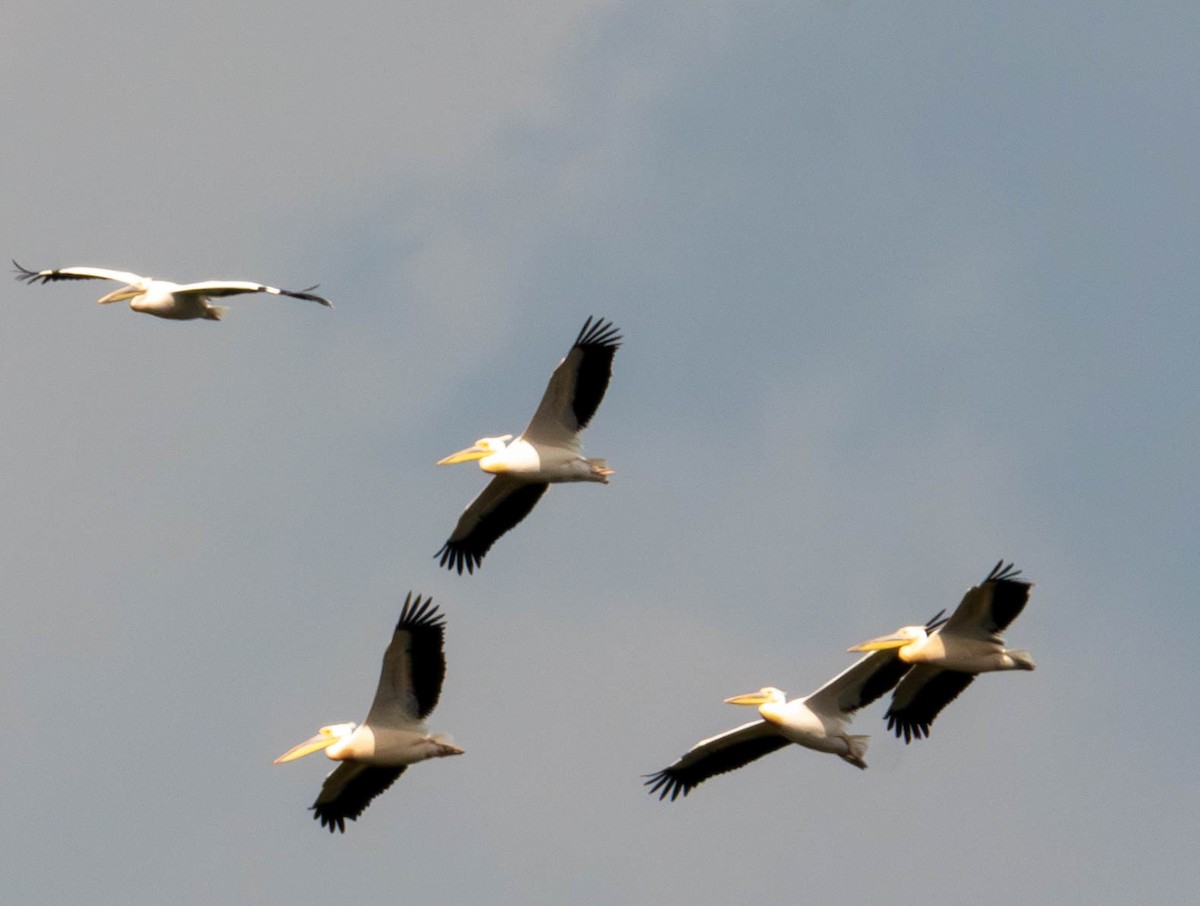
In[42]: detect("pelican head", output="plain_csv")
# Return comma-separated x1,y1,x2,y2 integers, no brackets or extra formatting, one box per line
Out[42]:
437,435,513,466
273,722,357,764
848,625,928,653
724,687,787,707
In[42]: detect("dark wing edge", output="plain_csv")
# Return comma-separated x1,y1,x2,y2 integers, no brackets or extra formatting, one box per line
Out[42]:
848,652,911,713
643,733,790,802
982,560,1033,634
395,592,448,719
884,668,976,743
569,316,622,429
281,285,333,307
310,763,405,833
436,481,549,574
13,261,99,285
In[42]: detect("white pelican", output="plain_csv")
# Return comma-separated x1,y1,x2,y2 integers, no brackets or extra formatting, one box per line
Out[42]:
273,594,461,832
645,611,946,801
13,261,332,320
848,560,1035,742
435,316,621,574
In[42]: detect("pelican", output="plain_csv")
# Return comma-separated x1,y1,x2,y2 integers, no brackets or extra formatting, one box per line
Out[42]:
435,316,621,574
645,611,946,801
848,560,1035,742
13,261,331,320
273,594,461,832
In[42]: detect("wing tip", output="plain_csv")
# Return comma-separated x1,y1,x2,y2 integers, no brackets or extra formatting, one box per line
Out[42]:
885,711,931,744
986,559,1030,586
397,591,445,630
435,541,482,575
13,260,44,283
574,315,623,350
286,285,334,307
311,805,348,833
643,769,689,802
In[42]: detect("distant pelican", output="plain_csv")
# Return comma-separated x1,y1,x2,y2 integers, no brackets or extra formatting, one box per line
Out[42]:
645,611,946,801
14,261,331,320
436,316,621,574
274,594,461,832
848,560,1035,742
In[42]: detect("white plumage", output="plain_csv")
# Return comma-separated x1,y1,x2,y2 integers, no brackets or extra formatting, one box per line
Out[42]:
14,262,331,320
273,594,460,832
436,316,621,574
848,561,1035,742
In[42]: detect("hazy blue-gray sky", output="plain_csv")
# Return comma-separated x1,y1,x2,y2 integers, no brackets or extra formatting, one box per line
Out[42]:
3,3,1197,903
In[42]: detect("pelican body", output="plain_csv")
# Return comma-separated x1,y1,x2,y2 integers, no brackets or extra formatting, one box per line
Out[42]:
727,686,871,765
436,316,621,574
645,610,946,801
14,261,331,320
849,560,1035,742
274,594,461,832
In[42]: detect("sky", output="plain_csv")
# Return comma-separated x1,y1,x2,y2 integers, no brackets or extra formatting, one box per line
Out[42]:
2,2,1197,903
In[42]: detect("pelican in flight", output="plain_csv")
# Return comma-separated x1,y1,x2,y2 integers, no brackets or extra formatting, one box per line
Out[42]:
274,594,461,832
645,611,946,801
13,261,332,320
435,316,621,574
848,560,1035,742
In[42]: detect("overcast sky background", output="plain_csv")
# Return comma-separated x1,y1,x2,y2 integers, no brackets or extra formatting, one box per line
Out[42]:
2,3,1197,904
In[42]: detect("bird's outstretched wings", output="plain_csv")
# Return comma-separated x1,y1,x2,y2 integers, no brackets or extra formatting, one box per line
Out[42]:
174,280,332,306
522,316,622,448
14,261,332,306
883,666,976,743
14,262,146,287
364,593,448,726
436,478,549,574
310,762,406,833
943,560,1031,638
644,719,789,801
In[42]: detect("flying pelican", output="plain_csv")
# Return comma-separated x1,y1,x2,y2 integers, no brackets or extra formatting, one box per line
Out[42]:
645,611,946,801
848,560,1035,743
273,594,461,832
435,316,621,574
13,261,332,320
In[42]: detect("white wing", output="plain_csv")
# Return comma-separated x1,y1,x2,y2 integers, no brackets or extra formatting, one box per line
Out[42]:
14,262,149,287
644,719,789,801
173,280,332,306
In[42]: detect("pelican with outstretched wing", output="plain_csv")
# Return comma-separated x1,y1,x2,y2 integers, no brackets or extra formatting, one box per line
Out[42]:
645,611,946,801
436,316,621,574
848,560,1035,742
274,594,461,832
14,261,331,320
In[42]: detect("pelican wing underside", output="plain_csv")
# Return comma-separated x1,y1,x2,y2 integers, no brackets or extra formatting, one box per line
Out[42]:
14,262,146,287
644,719,789,801
944,560,1032,639
884,665,976,743
365,593,447,726
805,648,911,718
311,762,406,833
522,316,621,447
437,477,549,574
